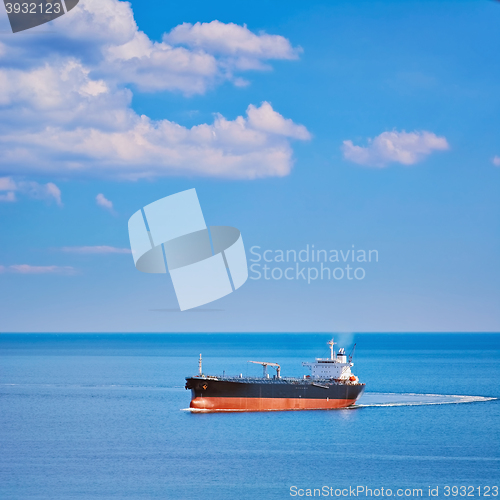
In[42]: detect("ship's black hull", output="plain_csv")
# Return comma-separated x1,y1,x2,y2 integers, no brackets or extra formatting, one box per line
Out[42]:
185,377,365,411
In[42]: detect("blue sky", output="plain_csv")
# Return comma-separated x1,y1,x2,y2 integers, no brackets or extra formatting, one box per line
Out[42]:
0,0,498,332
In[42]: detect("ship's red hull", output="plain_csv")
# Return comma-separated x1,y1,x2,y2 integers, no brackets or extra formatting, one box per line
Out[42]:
190,396,358,412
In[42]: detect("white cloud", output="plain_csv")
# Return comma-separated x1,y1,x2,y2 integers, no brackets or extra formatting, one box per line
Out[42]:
0,102,309,180
1,1,300,95
246,102,310,139
96,193,113,211
0,1,308,180
493,156,500,167
342,130,449,167
0,61,130,130
102,32,219,94
164,20,301,71
61,246,131,254
0,176,62,204
0,265,76,275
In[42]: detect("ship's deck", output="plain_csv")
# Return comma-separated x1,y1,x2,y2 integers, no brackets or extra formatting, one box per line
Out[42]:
186,375,363,386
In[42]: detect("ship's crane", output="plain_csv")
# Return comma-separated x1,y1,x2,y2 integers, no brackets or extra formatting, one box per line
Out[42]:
248,361,281,379
348,343,357,363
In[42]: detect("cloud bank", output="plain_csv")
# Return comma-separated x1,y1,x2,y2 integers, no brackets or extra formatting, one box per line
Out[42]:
342,130,449,167
493,156,500,167
0,0,309,181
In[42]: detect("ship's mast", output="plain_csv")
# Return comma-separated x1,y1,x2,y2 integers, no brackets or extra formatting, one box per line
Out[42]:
198,353,202,376
328,339,337,360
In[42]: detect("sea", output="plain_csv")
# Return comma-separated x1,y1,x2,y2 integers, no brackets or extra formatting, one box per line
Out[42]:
0,333,498,499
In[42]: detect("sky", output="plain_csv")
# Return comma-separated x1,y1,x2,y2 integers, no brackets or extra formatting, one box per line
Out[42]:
0,0,498,333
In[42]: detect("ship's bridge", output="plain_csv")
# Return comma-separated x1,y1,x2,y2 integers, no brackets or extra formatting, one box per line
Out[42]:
302,342,353,380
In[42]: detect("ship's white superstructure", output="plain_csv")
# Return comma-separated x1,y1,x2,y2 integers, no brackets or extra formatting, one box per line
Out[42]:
302,340,357,381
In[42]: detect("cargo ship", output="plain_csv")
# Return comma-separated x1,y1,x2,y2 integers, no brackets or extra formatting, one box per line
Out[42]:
185,340,365,412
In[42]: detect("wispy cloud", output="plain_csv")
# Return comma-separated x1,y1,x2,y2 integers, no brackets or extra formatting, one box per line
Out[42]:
96,193,114,211
0,0,308,180
18,181,62,206
0,177,62,205
0,191,16,202
493,156,500,167
0,265,77,275
61,246,131,254
0,177,16,190
342,130,449,167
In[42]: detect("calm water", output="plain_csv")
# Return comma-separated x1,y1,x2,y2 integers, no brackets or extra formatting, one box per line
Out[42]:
0,334,498,499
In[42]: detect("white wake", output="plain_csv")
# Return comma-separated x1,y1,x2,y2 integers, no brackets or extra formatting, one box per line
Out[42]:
355,392,496,407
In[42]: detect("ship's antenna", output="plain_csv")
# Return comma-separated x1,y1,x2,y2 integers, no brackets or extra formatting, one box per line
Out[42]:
198,353,202,376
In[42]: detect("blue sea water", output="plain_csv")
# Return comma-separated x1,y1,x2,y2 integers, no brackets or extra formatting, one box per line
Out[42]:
0,333,498,499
